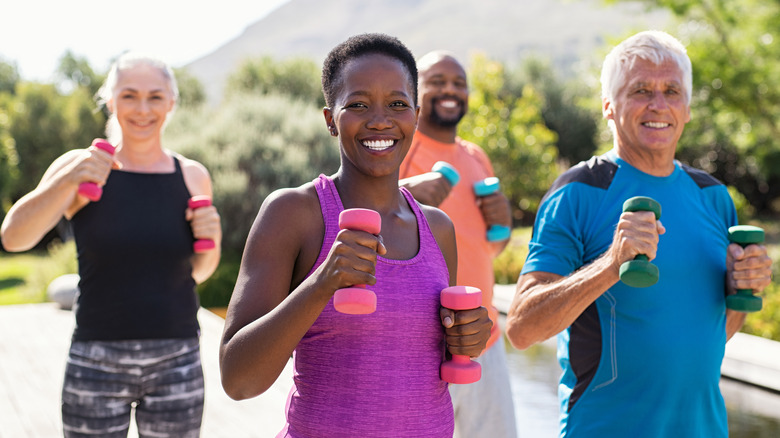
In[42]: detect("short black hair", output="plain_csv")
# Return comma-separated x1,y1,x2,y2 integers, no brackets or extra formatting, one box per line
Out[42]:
321,33,417,108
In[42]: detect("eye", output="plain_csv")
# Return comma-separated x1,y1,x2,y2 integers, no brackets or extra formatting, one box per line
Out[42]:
390,100,410,109
346,101,368,109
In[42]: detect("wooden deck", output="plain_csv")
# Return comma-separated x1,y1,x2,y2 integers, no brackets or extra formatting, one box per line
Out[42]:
0,304,291,438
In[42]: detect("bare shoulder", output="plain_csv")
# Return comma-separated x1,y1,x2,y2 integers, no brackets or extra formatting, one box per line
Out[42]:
171,151,212,196
419,202,454,234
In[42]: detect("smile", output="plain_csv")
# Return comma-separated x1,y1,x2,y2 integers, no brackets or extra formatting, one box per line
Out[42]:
643,122,671,128
362,139,395,151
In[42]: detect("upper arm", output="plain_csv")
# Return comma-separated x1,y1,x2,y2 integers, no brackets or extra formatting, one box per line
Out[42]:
177,153,213,198
222,186,322,340
421,204,457,286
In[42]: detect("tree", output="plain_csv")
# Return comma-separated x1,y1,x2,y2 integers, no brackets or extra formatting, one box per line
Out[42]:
0,57,19,95
458,54,560,224
164,93,340,256
225,56,324,107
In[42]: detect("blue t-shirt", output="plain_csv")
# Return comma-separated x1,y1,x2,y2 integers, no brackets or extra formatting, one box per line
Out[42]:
522,151,736,437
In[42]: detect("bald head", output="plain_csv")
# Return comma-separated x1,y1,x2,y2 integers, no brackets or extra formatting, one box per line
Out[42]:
417,51,463,75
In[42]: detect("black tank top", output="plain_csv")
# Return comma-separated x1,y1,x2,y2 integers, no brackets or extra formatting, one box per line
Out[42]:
71,157,199,341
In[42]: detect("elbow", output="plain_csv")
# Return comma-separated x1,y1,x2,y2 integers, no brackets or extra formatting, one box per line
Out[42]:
0,231,34,253
220,371,269,401
504,314,538,351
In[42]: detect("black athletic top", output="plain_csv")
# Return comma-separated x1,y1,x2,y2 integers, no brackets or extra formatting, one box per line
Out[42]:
71,157,200,341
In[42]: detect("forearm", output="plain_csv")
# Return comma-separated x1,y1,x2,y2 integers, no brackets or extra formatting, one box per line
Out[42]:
1,176,78,251
725,309,746,341
191,245,222,284
220,275,333,400
505,255,620,350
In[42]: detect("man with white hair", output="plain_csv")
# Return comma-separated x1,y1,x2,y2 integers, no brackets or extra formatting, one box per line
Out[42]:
505,31,772,437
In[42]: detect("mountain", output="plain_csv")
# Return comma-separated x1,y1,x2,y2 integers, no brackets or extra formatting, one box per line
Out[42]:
185,0,670,104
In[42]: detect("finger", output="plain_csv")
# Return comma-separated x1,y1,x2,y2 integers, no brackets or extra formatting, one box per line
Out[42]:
440,307,455,328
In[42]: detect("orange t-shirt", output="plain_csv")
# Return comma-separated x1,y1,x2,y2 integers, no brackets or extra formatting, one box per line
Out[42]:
400,131,501,350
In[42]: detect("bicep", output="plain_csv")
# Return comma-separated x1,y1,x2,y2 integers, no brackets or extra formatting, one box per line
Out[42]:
222,193,307,339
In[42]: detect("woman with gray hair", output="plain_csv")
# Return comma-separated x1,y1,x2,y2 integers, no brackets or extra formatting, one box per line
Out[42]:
1,52,221,437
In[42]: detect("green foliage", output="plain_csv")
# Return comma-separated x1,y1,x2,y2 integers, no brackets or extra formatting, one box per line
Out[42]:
0,240,77,304
459,54,559,224
56,51,102,96
174,67,207,108
0,107,18,213
742,281,780,341
225,56,324,107
3,82,105,201
0,57,19,95
165,93,340,256
196,254,241,308
493,227,531,284
512,57,601,166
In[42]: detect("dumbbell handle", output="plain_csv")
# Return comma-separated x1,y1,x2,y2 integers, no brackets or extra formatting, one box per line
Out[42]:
333,209,381,315
618,196,662,288
440,286,482,384
188,196,216,253
432,161,460,186
473,177,511,241
78,139,116,201
726,225,765,312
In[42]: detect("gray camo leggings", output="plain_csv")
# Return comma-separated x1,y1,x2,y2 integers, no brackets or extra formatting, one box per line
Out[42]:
61,338,204,438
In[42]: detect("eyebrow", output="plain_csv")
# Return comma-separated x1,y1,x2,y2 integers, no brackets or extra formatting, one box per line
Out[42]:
345,90,412,99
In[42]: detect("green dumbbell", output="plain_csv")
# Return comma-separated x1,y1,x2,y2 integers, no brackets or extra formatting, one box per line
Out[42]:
619,196,662,288
726,225,765,312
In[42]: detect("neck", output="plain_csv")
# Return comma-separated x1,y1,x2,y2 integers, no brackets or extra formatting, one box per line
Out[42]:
333,169,403,215
115,138,170,171
417,119,457,144
614,144,676,177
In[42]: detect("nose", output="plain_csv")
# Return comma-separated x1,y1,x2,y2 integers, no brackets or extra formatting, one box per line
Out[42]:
647,92,670,111
365,106,392,130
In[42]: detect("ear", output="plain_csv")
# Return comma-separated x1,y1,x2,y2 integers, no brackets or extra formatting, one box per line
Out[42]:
602,97,614,121
684,104,691,124
323,107,338,136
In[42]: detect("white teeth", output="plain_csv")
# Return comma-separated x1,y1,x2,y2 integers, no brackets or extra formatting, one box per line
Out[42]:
643,122,670,128
439,100,458,108
363,139,394,150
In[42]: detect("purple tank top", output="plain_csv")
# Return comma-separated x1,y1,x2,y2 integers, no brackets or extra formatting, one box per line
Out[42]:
279,174,453,438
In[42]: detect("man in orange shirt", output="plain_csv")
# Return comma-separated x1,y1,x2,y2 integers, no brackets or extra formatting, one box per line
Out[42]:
400,51,517,438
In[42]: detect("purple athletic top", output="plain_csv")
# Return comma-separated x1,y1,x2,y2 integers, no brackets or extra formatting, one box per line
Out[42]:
278,174,454,438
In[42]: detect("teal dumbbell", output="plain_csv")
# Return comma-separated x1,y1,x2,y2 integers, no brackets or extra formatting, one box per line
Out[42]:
432,161,460,187
473,177,511,242
619,196,662,288
726,225,765,312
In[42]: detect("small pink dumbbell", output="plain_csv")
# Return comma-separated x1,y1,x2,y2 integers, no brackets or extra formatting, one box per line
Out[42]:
333,208,382,315
188,196,216,253
78,139,116,201
440,285,482,384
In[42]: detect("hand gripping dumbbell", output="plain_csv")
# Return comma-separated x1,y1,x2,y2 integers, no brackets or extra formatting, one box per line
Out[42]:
78,139,116,201
619,196,662,288
440,286,482,384
432,161,460,187
726,225,765,312
188,196,216,253
473,177,511,241
333,208,382,315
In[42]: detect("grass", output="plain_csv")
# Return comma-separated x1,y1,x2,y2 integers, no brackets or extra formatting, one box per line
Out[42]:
0,240,77,305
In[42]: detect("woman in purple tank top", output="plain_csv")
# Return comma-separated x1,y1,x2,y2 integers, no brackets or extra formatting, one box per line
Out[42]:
220,34,492,438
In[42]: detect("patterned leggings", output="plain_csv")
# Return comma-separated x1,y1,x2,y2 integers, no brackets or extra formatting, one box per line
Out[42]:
61,338,204,438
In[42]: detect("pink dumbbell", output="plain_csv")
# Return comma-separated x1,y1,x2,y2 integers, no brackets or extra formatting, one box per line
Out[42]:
440,285,482,384
333,208,382,315
188,196,216,253
78,139,116,201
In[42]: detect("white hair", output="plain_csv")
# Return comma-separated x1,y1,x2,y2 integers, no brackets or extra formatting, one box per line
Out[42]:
95,52,179,145
601,30,692,105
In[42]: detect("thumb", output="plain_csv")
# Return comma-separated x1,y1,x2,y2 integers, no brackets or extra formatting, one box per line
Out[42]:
440,307,456,328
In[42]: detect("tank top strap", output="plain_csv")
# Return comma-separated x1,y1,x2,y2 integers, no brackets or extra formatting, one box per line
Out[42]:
399,186,442,261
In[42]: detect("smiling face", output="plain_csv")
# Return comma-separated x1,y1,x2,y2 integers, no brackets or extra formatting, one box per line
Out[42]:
604,57,691,165
108,63,175,145
324,53,419,178
418,56,468,129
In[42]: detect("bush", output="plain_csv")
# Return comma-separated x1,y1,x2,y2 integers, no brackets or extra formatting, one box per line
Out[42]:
493,227,531,284
165,93,340,257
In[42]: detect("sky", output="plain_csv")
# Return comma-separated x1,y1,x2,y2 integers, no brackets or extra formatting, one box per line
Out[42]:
1,0,290,82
